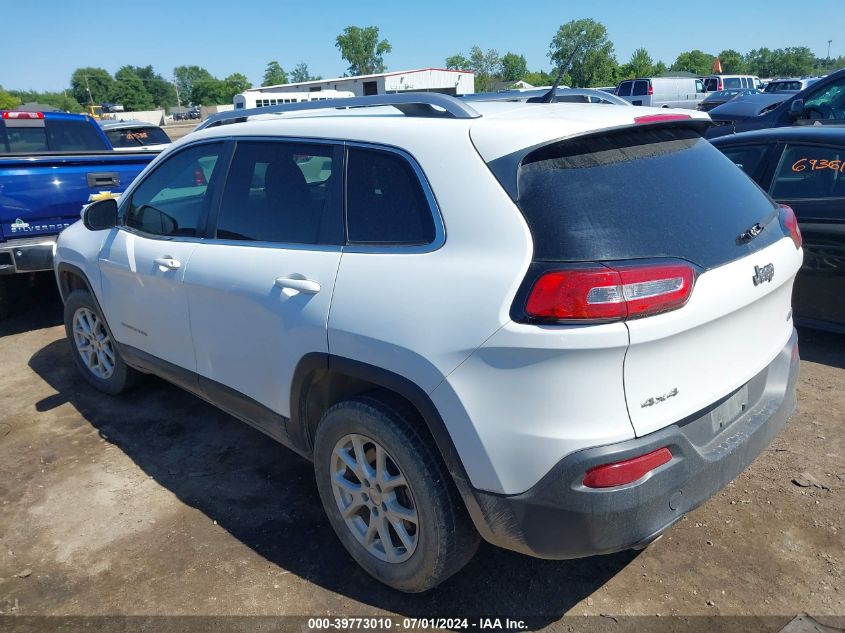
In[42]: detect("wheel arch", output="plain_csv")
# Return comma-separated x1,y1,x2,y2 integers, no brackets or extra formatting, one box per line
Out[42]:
289,353,497,543
56,262,96,303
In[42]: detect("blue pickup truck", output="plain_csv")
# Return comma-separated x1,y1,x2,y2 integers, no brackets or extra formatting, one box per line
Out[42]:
0,110,157,317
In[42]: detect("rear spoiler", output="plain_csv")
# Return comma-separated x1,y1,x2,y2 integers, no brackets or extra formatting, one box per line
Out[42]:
485,118,711,202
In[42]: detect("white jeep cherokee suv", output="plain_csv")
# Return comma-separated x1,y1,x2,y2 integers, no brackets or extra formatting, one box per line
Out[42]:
54,94,802,592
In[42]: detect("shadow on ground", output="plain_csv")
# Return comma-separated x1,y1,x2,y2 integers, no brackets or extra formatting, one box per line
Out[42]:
797,326,845,370
27,333,636,627
0,273,63,338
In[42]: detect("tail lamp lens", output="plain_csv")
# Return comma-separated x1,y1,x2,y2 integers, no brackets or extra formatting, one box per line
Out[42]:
583,447,673,488
779,204,802,249
525,262,696,322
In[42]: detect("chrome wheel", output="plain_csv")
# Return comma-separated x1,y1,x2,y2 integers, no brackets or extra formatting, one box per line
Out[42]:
330,433,419,563
72,307,115,380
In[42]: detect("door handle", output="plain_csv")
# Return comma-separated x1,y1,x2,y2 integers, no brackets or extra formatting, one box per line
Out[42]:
274,276,320,294
154,257,181,271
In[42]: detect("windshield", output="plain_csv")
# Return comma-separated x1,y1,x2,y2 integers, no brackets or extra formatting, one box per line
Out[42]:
105,126,171,148
515,127,783,269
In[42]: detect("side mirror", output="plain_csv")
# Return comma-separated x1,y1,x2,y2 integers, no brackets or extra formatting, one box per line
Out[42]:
788,98,805,120
83,198,118,231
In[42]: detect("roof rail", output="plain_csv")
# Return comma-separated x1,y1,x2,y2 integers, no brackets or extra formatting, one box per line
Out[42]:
196,92,481,130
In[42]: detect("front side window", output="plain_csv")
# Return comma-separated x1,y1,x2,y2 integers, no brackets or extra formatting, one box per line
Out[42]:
803,79,845,121
124,142,223,237
346,147,435,245
215,141,341,245
771,144,845,200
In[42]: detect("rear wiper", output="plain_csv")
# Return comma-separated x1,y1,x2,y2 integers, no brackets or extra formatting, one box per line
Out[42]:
737,208,779,244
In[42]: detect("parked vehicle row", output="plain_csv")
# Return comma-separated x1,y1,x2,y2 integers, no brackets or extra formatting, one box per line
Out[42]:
56,94,801,593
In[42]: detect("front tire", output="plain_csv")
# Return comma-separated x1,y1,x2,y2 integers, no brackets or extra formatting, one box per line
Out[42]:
63,289,140,395
314,392,479,592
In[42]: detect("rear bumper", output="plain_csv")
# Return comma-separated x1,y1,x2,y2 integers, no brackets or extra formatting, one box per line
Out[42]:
471,329,799,559
0,237,56,274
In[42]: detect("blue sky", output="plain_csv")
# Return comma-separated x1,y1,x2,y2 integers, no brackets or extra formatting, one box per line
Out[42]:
3,0,842,91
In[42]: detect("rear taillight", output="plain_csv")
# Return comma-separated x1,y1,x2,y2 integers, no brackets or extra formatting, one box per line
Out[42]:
193,168,207,186
648,82,654,96
779,204,802,249
583,448,673,488
718,78,724,90
525,261,696,323
1,111,44,119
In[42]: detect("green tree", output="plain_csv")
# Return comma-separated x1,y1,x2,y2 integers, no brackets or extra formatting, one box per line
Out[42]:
745,48,775,76
9,89,82,112
671,50,715,75
717,49,745,74
469,45,501,91
620,47,654,79
290,62,320,83
174,65,214,105
445,53,472,71
119,65,176,108
0,87,21,110
523,70,553,86
112,67,155,111
654,61,668,76
549,18,618,87
70,67,114,105
335,25,392,75
223,73,251,100
500,52,528,82
263,61,287,86
771,47,815,77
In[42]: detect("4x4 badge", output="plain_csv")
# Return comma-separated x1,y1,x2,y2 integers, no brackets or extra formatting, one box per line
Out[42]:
641,388,679,408
752,263,775,286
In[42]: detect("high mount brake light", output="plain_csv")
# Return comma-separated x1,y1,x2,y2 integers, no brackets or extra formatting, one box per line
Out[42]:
779,204,802,249
583,448,673,488
634,113,691,124
525,261,696,323
1,111,44,119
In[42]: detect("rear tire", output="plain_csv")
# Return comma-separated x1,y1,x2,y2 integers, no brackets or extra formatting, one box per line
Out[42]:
314,391,479,592
63,289,140,395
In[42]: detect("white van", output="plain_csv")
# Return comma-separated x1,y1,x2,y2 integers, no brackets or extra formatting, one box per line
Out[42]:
616,77,706,109
704,75,762,92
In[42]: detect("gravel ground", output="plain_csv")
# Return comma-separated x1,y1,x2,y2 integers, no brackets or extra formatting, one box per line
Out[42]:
0,274,842,631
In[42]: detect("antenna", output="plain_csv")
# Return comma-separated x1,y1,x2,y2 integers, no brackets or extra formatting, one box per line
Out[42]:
535,30,587,104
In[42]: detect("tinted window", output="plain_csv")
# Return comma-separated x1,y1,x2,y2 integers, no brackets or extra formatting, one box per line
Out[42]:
804,78,845,120
215,141,341,245
705,77,719,91
515,127,782,269
771,144,845,200
618,81,633,97
124,143,223,237
0,118,108,153
718,144,769,178
346,147,435,245
633,80,649,96
105,126,171,148
723,78,741,89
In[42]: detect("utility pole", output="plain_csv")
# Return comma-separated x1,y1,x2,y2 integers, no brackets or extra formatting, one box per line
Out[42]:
84,75,94,105
827,39,833,60
173,75,182,116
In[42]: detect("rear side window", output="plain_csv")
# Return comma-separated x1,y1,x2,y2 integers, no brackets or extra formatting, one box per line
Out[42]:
617,81,633,97
515,127,782,269
105,126,171,148
124,142,223,237
346,147,435,245
771,144,845,200
633,80,649,96
215,141,341,245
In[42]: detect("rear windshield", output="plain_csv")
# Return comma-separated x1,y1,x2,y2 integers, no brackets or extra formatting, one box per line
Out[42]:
617,81,633,96
0,118,109,153
105,126,171,148
632,80,649,96
516,127,782,269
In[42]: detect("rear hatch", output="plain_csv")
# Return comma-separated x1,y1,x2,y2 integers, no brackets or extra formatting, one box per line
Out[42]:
484,122,803,437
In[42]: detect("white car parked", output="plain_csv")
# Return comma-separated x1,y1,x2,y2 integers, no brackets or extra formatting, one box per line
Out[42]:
55,94,802,592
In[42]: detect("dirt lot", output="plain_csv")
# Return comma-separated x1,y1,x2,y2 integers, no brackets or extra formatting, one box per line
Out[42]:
0,274,842,630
